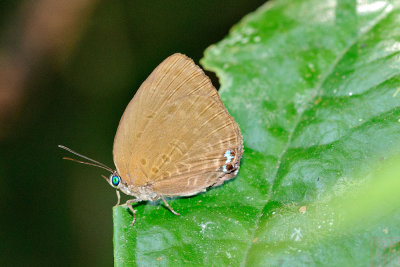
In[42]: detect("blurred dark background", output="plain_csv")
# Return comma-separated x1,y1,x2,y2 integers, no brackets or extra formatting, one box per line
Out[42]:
0,0,265,265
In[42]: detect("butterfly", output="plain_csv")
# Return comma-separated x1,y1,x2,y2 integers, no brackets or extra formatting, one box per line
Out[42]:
59,53,243,225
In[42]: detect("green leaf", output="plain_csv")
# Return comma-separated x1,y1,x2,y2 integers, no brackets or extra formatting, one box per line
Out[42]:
113,0,400,266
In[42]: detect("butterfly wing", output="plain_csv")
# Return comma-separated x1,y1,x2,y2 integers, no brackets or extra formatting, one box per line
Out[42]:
113,53,243,196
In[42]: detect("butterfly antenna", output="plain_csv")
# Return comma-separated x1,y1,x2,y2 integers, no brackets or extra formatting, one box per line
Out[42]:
62,157,113,173
58,145,114,173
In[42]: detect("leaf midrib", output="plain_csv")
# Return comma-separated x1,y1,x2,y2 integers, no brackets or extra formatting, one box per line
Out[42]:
239,7,393,266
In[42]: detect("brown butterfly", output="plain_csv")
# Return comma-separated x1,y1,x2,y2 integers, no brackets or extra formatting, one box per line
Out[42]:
59,53,243,225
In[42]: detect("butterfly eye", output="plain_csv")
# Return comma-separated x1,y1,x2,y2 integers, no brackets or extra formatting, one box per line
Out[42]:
110,175,120,188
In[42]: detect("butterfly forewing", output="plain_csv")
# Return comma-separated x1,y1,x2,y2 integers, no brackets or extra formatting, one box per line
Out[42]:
113,53,243,196
114,54,220,156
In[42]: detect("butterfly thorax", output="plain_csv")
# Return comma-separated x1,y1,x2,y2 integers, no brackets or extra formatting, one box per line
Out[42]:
119,181,159,201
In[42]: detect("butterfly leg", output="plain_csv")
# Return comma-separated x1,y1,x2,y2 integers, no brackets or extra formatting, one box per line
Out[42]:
160,195,180,216
125,199,140,226
115,190,121,206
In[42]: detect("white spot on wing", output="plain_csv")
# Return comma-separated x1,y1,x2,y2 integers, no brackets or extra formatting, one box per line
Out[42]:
224,150,234,163
222,165,228,173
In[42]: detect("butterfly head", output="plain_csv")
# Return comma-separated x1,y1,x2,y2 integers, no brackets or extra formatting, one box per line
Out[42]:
110,174,121,188
109,172,121,188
